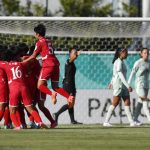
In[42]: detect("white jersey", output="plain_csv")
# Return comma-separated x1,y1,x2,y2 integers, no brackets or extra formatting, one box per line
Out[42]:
128,58,150,89
111,58,130,90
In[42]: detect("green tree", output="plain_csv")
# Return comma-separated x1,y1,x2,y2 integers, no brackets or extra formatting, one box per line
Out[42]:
59,0,112,17
123,3,138,17
2,0,20,16
32,3,46,16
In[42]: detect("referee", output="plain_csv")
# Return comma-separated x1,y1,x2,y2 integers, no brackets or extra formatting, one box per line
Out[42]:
53,49,82,124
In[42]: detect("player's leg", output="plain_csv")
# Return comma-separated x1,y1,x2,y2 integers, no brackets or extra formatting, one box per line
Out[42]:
18,104,27,129
103,96,121,126
22,86,47,129
0,103,6,121
51,66,75,108
0,89,9,122
38,100,57,128
138,89,150,121
37,90,57,128
68,107,82,124
9,106,21,129
4,106,12,129
122,95,135,126
53,104,68,124
134,98,143,123
9,88,21,129
37,67,57,104
25,105,48,128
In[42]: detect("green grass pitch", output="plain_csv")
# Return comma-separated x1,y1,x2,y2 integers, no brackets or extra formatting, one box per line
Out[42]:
0,124,150,150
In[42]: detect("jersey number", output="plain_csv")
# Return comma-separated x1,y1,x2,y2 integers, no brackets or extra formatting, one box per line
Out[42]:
48,42,54,54
11,66,22,79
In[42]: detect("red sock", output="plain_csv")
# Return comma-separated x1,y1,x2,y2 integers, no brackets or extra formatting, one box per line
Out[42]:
55,87,70,98
4,107,11,126
29,115,34,122
39,85,52,95
10,113,21,127
31,110,42,123
0,110,4,121
40,107,55,123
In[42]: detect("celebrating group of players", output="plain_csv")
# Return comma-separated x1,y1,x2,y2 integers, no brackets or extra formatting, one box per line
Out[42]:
0,24,76,130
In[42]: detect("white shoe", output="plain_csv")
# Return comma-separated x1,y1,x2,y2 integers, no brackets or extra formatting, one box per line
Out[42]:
103,122,113,127
134,121,142,126
130,122,137,127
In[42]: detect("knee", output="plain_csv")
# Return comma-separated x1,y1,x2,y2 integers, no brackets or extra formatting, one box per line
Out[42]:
124,101,130,106
0,104,5,111
26,106,34,114
9,107,16,114
112,102,119,107
140,96,147,101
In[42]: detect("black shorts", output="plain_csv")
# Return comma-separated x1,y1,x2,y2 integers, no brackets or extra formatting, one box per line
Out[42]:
63,83,76,97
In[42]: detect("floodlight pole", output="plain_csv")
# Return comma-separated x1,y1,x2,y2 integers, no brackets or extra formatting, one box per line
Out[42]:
45,0,48,16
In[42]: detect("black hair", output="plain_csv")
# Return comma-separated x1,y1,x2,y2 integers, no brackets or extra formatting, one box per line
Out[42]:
3,45,19,61
34,24,46,37
18,43,29,55
0,45,6,60
69,48,78,55
3,49,15,61
112,48,127,64
140,47,149,53
29,45,35,56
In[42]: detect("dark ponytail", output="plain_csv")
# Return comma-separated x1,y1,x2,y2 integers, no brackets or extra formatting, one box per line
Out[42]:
112,49,120,64
112,48,127,64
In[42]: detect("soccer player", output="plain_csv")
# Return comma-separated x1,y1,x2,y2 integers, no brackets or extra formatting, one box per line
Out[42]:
53,49,82,124
22,44,57,128
0,48,46,129
0,45,10,127
128,48,150,125
103,48,135,127
23,24,74,108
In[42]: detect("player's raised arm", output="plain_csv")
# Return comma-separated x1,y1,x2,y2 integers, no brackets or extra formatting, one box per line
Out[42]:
22,51,38,63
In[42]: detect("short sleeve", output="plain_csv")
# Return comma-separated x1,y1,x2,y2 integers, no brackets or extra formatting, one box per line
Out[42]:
34,41,42,55
0,61,6,70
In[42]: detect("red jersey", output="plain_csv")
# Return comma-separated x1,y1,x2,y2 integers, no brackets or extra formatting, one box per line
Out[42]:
34,37,60,67
0,61,28,86
0,68,9,103
0,68,8,86
24,56,41,88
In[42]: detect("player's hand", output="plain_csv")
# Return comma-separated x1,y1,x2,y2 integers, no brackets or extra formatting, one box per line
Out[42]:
36,57,42,60
128,87,132,92
108,83,113,89
21,56,28,61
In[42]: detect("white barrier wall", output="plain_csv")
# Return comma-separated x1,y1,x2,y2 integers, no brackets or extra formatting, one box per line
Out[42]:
40,90,150,124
